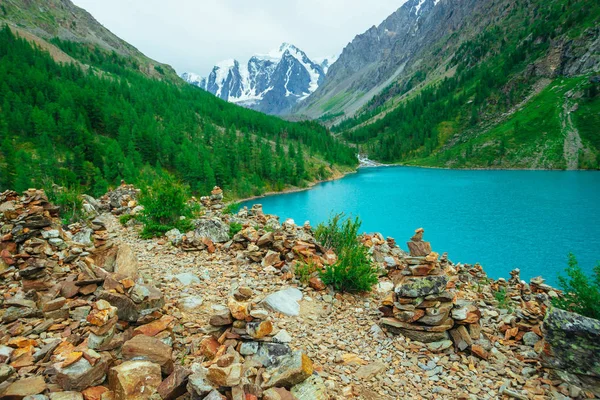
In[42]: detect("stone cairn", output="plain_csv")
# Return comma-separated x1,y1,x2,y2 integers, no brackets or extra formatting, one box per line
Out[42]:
187,286,323,399
97,181,141,215
380,229,485,357
200,186,225,213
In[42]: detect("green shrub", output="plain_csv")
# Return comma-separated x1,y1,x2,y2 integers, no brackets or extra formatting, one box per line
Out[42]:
223,202,241,215
295,261,319,285
493,287,513,312
321,245,378,292
552,253,600,320
315,213,362,252
45,185,85,224
316,213,378,292
119,214,135,226
138,175,195,239
229,222,243,239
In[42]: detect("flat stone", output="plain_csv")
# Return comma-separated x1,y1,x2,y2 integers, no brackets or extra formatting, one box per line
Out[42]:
209,305,233,326
178,296,204,312
427,340,453,352
207,363,242,387
81,386,109,400
381,317,453,332
449,326,473,351
541,308,600,378
273,329,292,344
114,244,139,279
522,331,541,347
2,376,47,398
261,250,281,267
355,362,386,380
263,288,303,317
133,315,174,337
246,320,273,339
0,364,15,383
187,369,214,399
174,273,200,286
227,298,251,321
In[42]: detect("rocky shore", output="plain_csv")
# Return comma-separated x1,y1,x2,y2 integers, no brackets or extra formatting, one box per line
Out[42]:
0,185,598,399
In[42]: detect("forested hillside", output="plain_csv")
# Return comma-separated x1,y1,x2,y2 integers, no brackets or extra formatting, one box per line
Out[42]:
0,27,357,198
332,0,600,169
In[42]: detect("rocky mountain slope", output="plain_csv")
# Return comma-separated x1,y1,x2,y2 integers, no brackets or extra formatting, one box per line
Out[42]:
0,0,180,82
297,0,600,170
295,0,449,120
182,43,336,115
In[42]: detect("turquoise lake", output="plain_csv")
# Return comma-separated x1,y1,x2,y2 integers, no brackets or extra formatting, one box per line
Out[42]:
241,167,600,285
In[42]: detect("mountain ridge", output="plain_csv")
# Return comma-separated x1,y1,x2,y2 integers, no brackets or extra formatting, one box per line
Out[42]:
182,43,337,115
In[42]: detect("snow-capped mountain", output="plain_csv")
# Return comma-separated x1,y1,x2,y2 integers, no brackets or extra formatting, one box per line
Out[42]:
182,43,337,115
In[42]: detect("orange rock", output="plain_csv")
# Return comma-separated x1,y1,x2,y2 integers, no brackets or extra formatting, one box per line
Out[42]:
308,276,326,291
133,315,175,337
83,386,109,400
8,337,37,348
120,279,135,289
202,237,215,253
470,344,489,360
63,351,84,368
13,345,35,358
10,352,34,369
87,309,115,327
198,337,220,359
227,298,251,321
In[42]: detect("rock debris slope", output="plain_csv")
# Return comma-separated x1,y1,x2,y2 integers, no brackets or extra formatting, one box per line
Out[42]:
0,186,598,399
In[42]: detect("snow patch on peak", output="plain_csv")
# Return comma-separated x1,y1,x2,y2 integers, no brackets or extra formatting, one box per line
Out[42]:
182,43,340,114
414,0,426,14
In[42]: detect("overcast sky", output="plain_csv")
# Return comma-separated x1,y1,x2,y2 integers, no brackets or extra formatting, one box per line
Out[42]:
71,0,404,76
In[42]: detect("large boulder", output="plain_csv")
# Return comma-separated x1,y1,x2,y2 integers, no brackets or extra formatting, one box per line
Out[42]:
542,308,600,379
193,218,230,243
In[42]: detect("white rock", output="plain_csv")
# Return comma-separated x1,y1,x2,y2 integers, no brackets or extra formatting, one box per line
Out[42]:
263,288,303,316
174,273,201,286
376,281,394,293
178,296,204,312
273,329,292,343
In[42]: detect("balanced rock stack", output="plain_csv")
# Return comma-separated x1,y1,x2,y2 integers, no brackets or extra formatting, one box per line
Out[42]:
188,286,325,399
200,186,224,212
97,181,140,215
380,228,484,356
380,229,456,343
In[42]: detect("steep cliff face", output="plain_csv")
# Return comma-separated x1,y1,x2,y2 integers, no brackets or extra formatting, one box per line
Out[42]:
295,0,485,119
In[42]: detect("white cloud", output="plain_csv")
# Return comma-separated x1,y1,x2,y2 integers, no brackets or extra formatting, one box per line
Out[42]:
71,0,405,76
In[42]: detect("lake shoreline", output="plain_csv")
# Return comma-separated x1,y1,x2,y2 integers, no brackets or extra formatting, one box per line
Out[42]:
234,167,358,204
236,166,600,286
